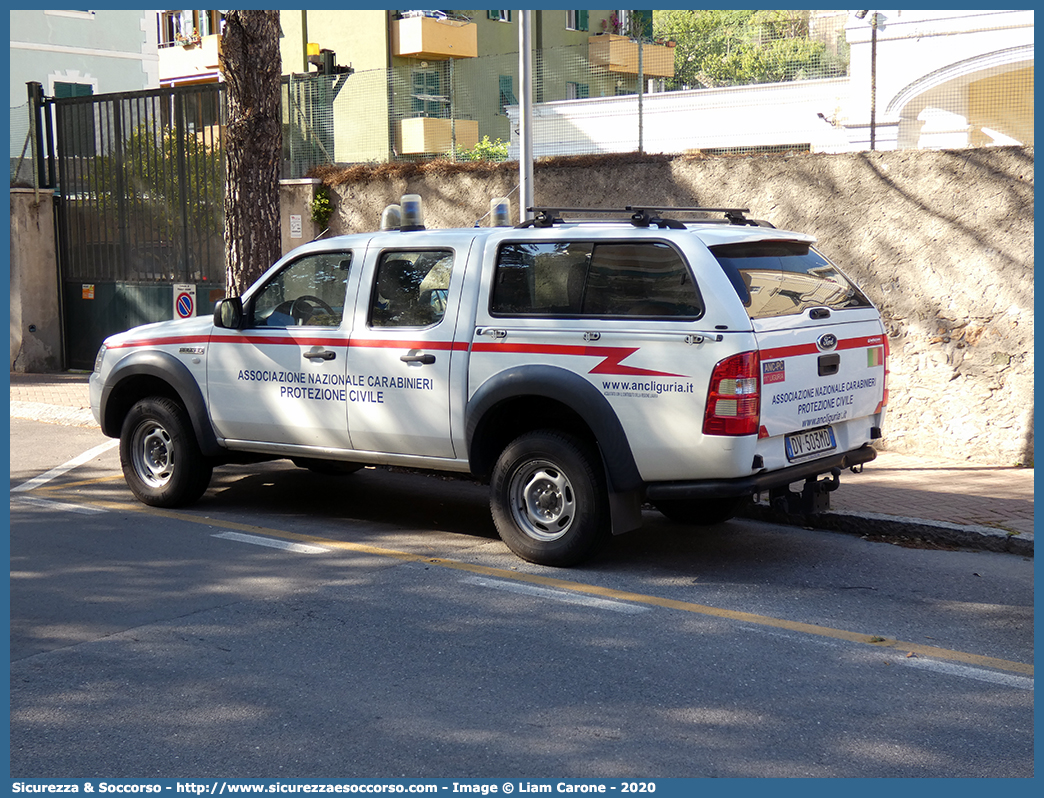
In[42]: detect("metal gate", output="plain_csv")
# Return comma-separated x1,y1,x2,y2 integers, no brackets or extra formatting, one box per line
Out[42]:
38,83,227,369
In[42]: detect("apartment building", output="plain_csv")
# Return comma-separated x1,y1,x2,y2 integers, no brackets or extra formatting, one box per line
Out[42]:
155,9,674,163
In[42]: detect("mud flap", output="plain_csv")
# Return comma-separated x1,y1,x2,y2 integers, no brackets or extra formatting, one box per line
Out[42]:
769,467,841,515
609,488,644,535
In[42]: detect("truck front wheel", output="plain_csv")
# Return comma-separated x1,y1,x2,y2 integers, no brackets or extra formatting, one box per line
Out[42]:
490,430,608,567
120,397,212,507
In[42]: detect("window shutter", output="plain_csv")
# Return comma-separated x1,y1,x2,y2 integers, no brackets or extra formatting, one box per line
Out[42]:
578,10,588,31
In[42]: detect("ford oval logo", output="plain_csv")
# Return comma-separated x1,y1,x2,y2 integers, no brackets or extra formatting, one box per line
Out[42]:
818,333,838,351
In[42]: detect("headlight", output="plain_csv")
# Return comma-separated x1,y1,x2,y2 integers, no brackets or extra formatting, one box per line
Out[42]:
93,344,107,373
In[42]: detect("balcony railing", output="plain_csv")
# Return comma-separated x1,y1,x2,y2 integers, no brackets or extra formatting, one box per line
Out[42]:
159,33,223,84
391,14,477,60
588,34,675,79
397,117,478,155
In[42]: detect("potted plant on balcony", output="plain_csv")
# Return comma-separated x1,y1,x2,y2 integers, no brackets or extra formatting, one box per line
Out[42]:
175,28,202,48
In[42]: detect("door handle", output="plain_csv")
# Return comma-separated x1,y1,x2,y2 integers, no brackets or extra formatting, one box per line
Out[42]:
400,353,436,365
304,349,336,361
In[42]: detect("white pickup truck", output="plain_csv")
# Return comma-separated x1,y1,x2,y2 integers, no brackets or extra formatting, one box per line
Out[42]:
91,204,888,566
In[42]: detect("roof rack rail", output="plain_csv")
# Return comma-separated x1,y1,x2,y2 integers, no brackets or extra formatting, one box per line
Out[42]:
518,206,760,229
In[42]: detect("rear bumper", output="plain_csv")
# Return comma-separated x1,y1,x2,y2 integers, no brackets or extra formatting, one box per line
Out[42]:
645,445,877,501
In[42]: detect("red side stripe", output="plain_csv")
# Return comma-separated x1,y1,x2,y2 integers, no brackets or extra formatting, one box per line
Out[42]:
106,334,212,350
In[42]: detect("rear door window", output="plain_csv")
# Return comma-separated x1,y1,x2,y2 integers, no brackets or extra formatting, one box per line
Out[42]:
491,241,703,318
711,241,872,319
369,249,453,328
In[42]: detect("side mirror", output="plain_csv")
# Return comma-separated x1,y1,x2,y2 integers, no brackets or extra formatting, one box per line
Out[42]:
213,296,243,329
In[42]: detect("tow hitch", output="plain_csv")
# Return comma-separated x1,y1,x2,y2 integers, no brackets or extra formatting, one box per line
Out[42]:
769,467,841,515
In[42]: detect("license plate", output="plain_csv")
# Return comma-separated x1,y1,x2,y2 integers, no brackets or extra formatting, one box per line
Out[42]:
785,426,837,461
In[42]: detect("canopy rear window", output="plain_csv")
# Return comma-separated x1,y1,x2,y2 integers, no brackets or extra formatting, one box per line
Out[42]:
711,241,872,320
492,241,703,319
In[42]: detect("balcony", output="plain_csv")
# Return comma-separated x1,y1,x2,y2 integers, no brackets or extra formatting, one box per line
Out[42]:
588,34,675,79
391,15,477,60
397,117,478,155
159,33,222,85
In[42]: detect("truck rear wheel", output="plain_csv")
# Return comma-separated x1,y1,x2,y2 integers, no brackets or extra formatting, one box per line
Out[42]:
120,397,212,507
490,430,608,567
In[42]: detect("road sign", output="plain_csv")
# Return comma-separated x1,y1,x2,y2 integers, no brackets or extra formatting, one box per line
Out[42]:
174,283,196,319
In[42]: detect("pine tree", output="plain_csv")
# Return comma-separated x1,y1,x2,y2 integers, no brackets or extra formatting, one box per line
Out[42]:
218,10,282,297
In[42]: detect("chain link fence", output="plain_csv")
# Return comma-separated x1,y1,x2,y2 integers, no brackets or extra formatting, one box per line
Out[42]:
12,11,1032,183
10,102,36,185
281,11,1032,177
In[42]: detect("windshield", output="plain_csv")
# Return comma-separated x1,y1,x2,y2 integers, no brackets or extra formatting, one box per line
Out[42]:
711,241,872,319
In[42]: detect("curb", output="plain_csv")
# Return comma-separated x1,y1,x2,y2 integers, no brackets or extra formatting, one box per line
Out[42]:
10,401,98,429
741,503,1033,557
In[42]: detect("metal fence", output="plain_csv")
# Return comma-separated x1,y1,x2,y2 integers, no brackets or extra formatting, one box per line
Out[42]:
52,84,226,284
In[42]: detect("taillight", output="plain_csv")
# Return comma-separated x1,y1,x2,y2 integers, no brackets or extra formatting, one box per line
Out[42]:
703,351,761,436
873,335,890,414
881,334,890,407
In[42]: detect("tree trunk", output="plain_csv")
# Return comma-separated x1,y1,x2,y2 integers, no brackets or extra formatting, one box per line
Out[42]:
219,10,282,297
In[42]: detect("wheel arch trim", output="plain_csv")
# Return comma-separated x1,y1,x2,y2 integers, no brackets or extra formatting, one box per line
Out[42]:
466,364,643,492
100,350,221,457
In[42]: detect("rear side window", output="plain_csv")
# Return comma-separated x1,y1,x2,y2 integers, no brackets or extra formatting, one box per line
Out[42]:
711,241,872,319
492,241,703,318
370,249,453,328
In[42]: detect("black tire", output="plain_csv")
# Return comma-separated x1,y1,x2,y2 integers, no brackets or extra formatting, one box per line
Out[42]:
119,397,212,507
490,430,609,567
291,458,363,476
652,496,749,526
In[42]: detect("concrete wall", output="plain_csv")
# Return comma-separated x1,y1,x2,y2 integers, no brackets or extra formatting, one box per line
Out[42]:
10,189,61,373
279,178,324,256
313,146,1034,466
507,78,854,158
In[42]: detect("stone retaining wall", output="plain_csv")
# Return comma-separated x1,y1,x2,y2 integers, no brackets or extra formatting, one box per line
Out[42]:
308,147,1037,465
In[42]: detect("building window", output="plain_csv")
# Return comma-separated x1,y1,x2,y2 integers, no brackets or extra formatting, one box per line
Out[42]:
566,10,588,31
412,68,447,118
159,9,224,47
53,82,96,158
498,75,517,113
487,10,511,23
566,82,589,100
53,81,93,99
615,9,652,37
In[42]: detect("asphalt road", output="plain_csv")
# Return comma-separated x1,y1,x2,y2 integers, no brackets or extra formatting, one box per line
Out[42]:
9,419,1034,778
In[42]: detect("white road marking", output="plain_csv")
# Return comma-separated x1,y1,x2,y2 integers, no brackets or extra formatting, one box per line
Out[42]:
11,494,108,515
748,624,1033,689
899,655,1034,691
212,531,329,554
463,575,651,614
11,438,120,493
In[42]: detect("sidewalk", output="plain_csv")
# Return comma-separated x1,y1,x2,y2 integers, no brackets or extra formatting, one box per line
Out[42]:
9,371,1034,556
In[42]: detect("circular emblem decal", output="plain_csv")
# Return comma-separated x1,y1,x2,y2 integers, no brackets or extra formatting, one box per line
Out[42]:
817,333,838,351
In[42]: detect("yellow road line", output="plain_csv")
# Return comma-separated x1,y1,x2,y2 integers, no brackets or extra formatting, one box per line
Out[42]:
33,488,1035,678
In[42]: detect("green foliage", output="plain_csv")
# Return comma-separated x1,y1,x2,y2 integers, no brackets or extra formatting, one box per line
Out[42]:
310,185,334,228
92,123,223,270
453,135,509,163
654,10,849,89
